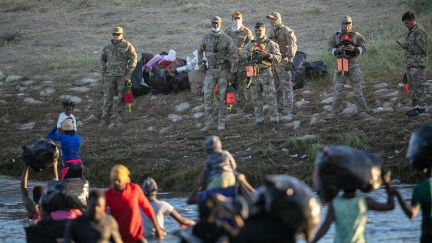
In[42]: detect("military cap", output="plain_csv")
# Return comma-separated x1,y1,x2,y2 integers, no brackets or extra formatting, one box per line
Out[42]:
341,16,352,25
232,11,242,20
254,22,265,29
112,27,125,34
210,16,222,23
266,12,281,19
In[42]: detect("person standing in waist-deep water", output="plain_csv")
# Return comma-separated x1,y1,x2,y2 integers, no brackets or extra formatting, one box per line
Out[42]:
224,11,254,111
20,166,48,222
48,119,83,180
267,11,297,120
328,16,371,120
398,12,428,117
199,16,238,132
100,27,137,128
64,190,123,243
105,165,164,242
243,22,282,130
141,178,195,238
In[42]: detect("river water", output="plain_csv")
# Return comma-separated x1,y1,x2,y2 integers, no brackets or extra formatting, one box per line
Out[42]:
0,175,421,243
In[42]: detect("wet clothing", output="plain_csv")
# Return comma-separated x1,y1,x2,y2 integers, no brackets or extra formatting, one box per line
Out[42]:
198,31,238,129
404,24,428,108
205,150,237,190
64,214,122,243
412,178,432,239
333,196,367,243
269,24,297,113
57,113,77,131
100,39,137,122
225,26,254,107
328,30,368,115
48,127,81,161
60,162,84,180
243,37,281,123
105,183,155,242
142,199,174,237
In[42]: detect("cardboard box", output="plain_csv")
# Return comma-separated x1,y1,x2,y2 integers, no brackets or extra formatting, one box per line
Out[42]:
188,70,205,95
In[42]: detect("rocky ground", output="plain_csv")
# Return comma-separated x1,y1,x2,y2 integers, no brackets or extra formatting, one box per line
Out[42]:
0,0,431,190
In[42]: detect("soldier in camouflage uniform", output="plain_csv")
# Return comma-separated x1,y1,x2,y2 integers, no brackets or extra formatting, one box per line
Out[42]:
328,16,370,119
267,12,297,118
224,12,254,110
399,12,428,116
243,22,282,130
100,27,137,127
199,16,238,132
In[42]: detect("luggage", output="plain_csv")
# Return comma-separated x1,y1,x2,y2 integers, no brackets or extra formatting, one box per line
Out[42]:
260,175,320,240
406,124,432,170
22,140,59,172
130,60,151,96
305,61,327,79
313,145,383,202
292,51,307,89
41,178,89,213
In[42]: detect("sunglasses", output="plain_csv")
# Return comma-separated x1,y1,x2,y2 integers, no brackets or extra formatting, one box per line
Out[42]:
342,22,352,25
112,33,121,36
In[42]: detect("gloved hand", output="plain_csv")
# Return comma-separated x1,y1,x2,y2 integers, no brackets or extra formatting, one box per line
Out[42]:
286,62,293,71
227,72,236,84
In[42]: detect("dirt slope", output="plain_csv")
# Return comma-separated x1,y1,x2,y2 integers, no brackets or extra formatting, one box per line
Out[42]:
0,0,430,190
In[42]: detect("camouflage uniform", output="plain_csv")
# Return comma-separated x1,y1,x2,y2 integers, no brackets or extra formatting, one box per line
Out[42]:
100,38,137,123
405,24,428,108
328,30,368,116
224,26,254,108
243,36,282,124
268,13,297,115
199,30,238,131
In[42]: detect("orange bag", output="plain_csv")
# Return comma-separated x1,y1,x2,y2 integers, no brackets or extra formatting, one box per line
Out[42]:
246,65,257,77
337,58,349,74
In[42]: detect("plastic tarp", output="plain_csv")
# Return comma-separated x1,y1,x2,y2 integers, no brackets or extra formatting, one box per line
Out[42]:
406,124,432,170
22,140,59,172
314,145,383,202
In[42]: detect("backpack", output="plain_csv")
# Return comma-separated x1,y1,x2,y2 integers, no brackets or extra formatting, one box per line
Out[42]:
305,61,327,79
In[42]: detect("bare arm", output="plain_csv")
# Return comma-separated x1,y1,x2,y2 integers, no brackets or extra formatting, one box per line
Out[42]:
186,170,207,205
170,209,194,225
367,172,395,211
110,216,123,243
53,160,58,181
310,202,335,243
393,188,420,219
21,165,37,218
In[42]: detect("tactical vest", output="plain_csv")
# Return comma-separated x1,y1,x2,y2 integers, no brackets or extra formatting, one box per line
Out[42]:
337,32,357,58
249,40,272,68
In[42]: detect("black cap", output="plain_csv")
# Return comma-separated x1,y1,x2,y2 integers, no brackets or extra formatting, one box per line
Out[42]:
254,22,265,29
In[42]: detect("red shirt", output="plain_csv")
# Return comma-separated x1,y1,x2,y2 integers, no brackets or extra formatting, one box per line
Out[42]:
105,183,155,242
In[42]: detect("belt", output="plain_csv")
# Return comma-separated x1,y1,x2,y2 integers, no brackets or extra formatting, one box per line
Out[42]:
65,159,82,164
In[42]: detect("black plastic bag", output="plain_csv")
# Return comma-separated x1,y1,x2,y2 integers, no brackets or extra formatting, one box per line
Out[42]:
22,140,59,172
305,61,327,79
314,145,383,202
131,60,151,96
406,124,432,170
261,175,320,240
292,51,307,90
41,178,89,213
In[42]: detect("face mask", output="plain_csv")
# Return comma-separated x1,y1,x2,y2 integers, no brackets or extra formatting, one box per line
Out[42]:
231,19,242,31
341,24,352,33
270,18,282,28
211,27,221,33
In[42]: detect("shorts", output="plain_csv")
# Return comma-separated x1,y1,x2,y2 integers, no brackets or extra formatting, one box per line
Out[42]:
61,163,83,180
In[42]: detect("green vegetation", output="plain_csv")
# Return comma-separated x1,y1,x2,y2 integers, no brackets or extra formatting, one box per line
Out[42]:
4,0,31,12
341,131,369,151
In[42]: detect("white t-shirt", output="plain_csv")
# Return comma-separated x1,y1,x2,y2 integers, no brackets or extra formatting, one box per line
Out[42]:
57,112,77,131
141,199,174,237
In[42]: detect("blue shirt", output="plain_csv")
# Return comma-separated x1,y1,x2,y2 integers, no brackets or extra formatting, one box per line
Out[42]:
48,127,81,161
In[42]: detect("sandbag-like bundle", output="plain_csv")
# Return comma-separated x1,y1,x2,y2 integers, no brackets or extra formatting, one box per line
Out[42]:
22,139,59,172
314,145,383,202
41,178,89,213
406,124,432,170
292,51,307,90
262,175,320,240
